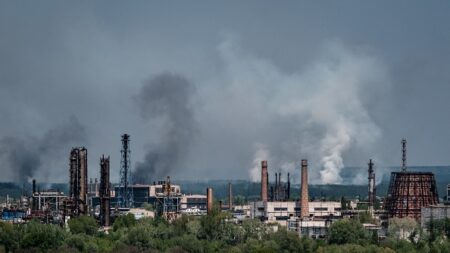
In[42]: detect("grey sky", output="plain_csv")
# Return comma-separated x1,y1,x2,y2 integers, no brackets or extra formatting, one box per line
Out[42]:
0,1,449,184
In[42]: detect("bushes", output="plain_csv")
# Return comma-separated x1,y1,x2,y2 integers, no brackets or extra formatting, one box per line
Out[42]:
68,215,99,235
18,221,67,252
1,215,450,253
328,219,367,245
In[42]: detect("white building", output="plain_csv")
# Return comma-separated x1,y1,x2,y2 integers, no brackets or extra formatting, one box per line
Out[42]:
288,218,332,238
231,205,252,221
250,201,341,226
180,194,207,215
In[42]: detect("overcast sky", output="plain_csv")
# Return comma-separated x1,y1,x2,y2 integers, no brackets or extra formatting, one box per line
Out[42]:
1,1,449,184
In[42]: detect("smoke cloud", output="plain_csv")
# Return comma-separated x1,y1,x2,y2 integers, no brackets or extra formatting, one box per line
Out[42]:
249,143,270,182
134,72,197,183
208,37,388,184
0,116,87,183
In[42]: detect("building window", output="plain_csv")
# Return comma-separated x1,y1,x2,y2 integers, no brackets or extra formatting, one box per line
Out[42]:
314,207,328,211
274,207,288,211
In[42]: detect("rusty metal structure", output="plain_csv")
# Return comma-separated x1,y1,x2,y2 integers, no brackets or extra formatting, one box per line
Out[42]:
385,172,439,219
118,134,133,208
261,161,268,202
368,159,376,214
207,187,213,215
69,147,88,216
270,172,291,201
385,139,439,219
155,176,180,221
300,159,309,219
100,155,110,227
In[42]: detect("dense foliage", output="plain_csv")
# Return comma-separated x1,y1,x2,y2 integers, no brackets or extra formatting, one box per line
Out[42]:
0,215,450,253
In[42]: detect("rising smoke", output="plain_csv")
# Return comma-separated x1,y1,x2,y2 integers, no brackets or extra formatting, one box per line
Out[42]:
210,37,389,184
133,72,197,183
0,116,87,183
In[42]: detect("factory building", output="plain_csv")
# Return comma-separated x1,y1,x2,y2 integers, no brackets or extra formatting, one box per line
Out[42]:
251,201,341,226
231,205,252,221
446,184,450,204
288,219,332,239
32,190,66,212
92,182,182,208
421,205,450,229
180,194,207,215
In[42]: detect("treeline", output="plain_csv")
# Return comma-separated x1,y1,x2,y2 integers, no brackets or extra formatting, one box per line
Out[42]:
1,211,449,253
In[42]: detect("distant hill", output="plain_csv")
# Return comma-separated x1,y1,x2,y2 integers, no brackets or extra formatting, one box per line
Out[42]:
0,166,448,201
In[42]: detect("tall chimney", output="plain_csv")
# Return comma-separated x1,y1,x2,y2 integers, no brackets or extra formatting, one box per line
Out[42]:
287,173,291,200
300,159,309,218
32,179,36,194
228,182,233,210
100,155,110,227
275,172,278,201
261,161,268,202
368,159,376,215
207,187,213,215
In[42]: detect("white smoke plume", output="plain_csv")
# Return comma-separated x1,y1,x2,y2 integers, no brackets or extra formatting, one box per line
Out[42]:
249,143,270,182
214,36,389,184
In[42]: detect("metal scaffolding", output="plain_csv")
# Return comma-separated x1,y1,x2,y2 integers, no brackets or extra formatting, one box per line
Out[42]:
118,134,133,208
385,171,439,219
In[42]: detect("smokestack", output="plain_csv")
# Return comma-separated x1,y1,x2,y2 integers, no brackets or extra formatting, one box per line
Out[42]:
287,173,291,200
368,159,375,215
69,147,88,216
275,172,278,200
300,159,309,218
279,172,282,200
261,161,268,202
32,179,36,194
228,182,233,210
207,187,213,215
100,155,110,227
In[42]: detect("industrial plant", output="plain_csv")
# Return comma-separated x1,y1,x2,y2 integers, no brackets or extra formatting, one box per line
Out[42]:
1,137,449,240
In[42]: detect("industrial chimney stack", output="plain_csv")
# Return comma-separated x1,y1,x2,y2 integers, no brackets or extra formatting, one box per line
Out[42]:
207,187,213,215
368,159,376,215
69,147,88,215
300,159,309,218
261,161,268,202
228,182,233,210
100,155,110,227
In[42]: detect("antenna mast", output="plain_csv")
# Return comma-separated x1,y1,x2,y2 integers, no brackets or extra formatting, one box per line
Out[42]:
119,134,133,207
401,138,407,172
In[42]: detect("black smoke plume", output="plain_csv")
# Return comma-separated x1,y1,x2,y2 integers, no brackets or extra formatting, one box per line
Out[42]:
134,72,197,183
0,116,87,183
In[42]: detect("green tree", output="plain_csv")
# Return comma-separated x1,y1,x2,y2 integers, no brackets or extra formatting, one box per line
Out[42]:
0,221,19,253
357,211,375,224
18,220,67,252
68,215,99,235
328,219,367,245
113,213,137,231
